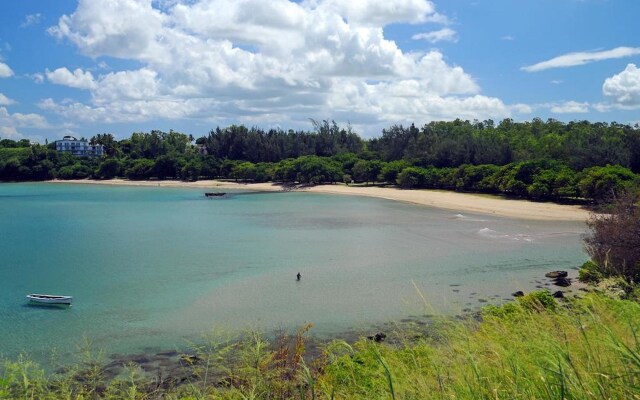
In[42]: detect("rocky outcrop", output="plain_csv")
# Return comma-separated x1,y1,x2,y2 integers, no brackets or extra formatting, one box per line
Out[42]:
367,332,387,343
545,271,568,279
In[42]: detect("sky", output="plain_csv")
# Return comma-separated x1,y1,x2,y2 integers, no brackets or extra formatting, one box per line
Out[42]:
0,0,639,143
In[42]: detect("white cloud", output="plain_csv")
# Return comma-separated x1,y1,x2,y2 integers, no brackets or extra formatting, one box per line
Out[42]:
550,101,590,114
602,64,640,108
412,28,457,43
0,62,13,78
0,107,49,140
501,35,514,41
0,126,21,139
11,112,48,128
46,67,97,89
0,93,15,106
21,13,42,28
319,0,437,26
522,47,640,72
31,73,45,84
44,0,520,131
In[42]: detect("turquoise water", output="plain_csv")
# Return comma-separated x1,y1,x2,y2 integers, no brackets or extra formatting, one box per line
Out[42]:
0,183,587,361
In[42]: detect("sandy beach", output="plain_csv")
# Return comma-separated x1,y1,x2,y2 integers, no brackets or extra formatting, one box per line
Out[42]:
47,179,590,221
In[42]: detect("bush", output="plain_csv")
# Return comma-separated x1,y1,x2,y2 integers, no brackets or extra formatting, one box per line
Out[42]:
96,158,121,179
396,167,426,188
584,192,640,282
578,260,603,283
517,290,557,311
125,159,155,180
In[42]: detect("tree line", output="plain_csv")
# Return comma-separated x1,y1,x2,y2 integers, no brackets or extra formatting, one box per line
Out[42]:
1,118,639,203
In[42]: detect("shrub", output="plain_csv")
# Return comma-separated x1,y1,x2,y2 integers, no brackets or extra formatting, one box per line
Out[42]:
517,290,557,311
584,191,640,282
578,260,602,283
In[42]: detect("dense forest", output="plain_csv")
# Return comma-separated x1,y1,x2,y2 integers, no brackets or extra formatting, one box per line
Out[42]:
1,118,639,203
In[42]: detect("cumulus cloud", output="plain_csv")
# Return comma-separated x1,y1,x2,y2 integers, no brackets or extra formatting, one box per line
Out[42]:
550,101,590,114
602,64,640,108
319,0,437,26
0,93,15,106
522,47,640,72
412,28,457,43
0,107,49,139
46,67,97,89
0,126,21,139
44,0,520,130
0,62,13,78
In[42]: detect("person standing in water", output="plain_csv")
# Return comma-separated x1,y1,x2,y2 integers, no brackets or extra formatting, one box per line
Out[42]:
296,272,301,281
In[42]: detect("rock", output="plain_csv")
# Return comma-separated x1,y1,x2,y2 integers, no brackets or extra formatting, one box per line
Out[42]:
553,277,571,287
512,291,524,297
552,291,565,299
545,271,568,279
367,332,387,343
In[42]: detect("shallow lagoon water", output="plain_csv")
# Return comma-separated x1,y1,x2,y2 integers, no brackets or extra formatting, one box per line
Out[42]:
0,183,586,361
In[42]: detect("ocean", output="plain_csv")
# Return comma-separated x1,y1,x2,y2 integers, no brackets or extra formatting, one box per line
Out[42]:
0,183,586,362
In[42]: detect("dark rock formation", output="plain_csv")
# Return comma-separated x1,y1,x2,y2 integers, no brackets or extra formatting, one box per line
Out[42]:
367,332,387,343
545,271,568,279
553,277,571,287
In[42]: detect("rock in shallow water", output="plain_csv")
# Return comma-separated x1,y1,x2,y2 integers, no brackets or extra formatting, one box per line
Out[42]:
545,270,568,279
553,277,571,287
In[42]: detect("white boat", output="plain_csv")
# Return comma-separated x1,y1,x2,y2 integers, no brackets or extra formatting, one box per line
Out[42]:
26,294,73,305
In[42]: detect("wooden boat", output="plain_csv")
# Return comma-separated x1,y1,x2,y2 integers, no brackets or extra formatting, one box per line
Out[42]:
26,294,73,305
204,192,226,197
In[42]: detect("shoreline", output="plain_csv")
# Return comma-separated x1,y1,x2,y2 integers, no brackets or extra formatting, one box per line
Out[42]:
46,178,590,221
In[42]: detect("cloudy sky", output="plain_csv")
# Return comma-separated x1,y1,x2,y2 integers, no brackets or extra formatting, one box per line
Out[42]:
0,0,638,142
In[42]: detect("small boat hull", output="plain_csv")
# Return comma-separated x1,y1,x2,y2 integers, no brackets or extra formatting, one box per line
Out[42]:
26,294,73,305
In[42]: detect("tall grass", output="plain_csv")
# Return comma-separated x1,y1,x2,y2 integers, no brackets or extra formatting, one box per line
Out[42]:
1,293,639,399
321,292,640,399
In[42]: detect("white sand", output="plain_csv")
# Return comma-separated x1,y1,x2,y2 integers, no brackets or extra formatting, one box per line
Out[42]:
47,179,590,221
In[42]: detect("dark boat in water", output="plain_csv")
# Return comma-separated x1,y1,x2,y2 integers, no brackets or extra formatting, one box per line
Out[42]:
205,192,226,197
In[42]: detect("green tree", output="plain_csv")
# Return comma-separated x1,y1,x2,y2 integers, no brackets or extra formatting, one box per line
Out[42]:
125,159,155,180
579,165,638,203
232,162,257,181
96,159,121,179
396,167,426,188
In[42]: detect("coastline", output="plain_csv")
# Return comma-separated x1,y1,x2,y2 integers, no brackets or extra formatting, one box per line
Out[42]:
46,179,590,221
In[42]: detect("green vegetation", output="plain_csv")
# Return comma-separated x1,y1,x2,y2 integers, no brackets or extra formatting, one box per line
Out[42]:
2,293,639,399
2,118,640,203
582,191,640,284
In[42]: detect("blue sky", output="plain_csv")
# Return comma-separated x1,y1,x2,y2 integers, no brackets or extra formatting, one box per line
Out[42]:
0,0,639,143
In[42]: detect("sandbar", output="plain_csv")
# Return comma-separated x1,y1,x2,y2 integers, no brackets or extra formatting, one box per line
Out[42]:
47,179,590,221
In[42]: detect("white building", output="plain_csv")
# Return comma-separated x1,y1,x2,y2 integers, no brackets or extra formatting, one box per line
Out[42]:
55,136,104,157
